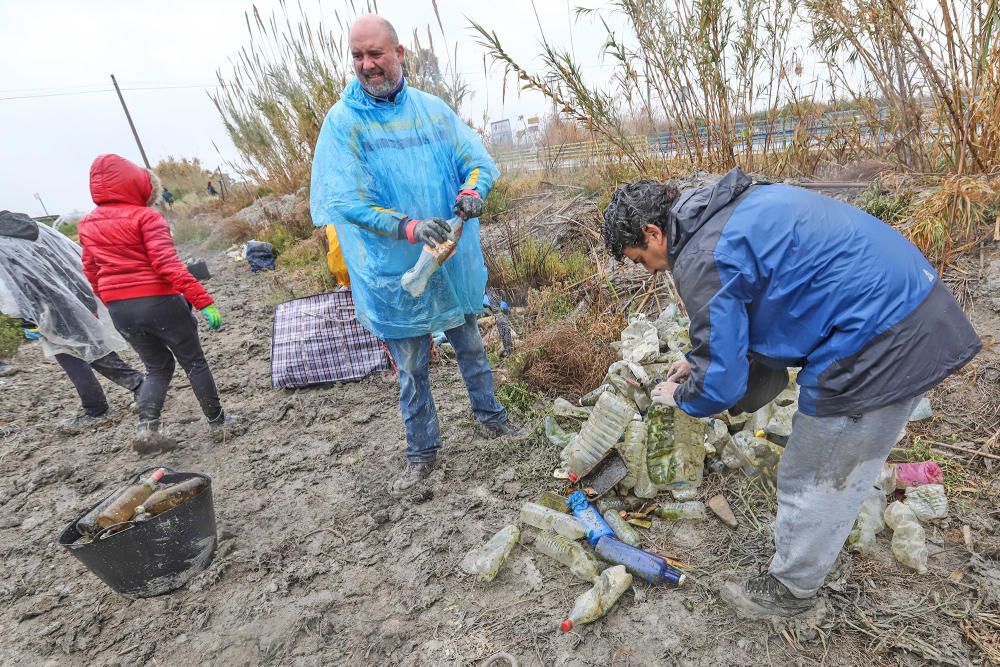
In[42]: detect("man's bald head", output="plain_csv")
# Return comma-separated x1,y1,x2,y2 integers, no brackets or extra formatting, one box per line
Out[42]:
349,14,405,98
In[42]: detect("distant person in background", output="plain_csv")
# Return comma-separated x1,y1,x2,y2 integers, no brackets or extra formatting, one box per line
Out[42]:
206,181,218,196
78,154,241,453
0,210,144,434
161,187,174,208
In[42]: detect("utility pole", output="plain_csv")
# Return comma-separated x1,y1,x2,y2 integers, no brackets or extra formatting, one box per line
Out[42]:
110,74,151,169
33,193,50,217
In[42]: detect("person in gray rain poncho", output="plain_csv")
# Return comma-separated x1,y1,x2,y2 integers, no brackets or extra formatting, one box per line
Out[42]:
0,211,144,433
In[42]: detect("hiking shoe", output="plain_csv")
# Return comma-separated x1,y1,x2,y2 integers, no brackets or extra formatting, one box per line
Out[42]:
208,414,244,442
132,421,179,455
723,573,818,618
58,412,110,435
390,459,437,497
476,418,529,440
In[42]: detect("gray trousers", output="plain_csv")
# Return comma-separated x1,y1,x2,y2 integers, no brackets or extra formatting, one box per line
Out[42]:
769,394,921,597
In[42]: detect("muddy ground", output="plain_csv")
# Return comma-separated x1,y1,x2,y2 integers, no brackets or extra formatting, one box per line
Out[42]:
1,241,998,666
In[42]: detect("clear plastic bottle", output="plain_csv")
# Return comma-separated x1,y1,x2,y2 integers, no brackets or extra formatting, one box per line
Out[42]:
519,502,586,540
846,487,886,554
620,315,660,364
530,531,602,582
400,216,462,297
566,490,615,545
553,398,591,419
560,565,633,632
602,510,642,547
884,501,928,573
645,406,706,491
543,416,573,448
617,419,649,495
460,524,520,582
905,483,948,521
594,536,685,586
97,469,165,529
563,392,636,476
579,384,612,407
654,501,706,521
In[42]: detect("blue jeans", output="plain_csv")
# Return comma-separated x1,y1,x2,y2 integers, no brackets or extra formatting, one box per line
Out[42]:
384,314,507,462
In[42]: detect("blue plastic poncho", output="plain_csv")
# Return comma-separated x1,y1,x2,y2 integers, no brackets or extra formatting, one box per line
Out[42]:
310,78,499,340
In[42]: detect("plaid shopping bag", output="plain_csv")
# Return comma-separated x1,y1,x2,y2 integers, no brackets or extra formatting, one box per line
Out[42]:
271,290,391,388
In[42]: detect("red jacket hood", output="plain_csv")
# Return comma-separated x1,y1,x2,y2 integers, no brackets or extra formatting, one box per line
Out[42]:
89,154,152,206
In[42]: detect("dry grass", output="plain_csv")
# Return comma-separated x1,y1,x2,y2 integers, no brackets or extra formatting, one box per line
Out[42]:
513,319,618,401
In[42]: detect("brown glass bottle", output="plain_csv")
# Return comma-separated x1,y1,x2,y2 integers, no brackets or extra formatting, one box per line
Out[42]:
96,468,165,529
136,477,208,516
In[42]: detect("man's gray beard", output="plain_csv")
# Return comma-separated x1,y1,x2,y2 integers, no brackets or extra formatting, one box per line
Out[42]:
360,71,402,98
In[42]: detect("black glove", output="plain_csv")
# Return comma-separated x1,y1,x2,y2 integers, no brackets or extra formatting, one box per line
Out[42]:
453,188,484,220
404,217,451,246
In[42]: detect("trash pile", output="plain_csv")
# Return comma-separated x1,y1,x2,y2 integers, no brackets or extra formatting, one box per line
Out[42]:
74,468,209,542
461,306,952,631
848,460,948,573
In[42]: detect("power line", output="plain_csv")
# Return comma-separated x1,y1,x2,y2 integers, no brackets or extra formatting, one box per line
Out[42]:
0,83,219,102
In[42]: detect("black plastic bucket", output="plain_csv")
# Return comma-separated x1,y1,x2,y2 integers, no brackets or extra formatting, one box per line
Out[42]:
58,466,218,599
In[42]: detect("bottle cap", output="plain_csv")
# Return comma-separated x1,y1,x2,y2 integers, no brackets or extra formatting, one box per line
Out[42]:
560,618,573,632
151,468,166,482
568,472,578,483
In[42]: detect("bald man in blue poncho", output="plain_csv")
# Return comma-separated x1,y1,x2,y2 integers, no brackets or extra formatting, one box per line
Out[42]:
311,15,525,496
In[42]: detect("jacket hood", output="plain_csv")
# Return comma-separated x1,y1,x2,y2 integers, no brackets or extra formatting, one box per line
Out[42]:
341,77,409,112
668,167,753,268
0,210,40,241
89,154,153,206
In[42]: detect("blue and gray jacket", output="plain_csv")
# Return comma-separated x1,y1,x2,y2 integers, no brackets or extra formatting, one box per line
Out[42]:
670,168,981,418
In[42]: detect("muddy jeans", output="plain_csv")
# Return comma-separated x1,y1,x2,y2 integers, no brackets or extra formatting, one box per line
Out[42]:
55,352,144,417
769,394,923,597
384,314,507,463
108,294,223,424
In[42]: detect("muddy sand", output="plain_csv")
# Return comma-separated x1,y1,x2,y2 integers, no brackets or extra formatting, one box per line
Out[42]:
1,248,998,666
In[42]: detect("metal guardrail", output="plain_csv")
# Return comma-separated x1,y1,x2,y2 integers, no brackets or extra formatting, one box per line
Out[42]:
492,103,941,169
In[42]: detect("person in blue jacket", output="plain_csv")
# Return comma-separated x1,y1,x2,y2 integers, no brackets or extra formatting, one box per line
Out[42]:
602,169,981,617
310,15,524,496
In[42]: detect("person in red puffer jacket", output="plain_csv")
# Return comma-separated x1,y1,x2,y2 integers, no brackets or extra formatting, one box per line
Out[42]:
78,153,241,453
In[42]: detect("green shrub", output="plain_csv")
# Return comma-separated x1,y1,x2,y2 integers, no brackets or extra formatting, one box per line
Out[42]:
0,316,23,359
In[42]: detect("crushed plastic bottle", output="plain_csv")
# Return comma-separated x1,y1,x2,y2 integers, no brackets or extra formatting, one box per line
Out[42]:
905,483,948,521
594,536,685,586
579,384,612,407
616,420,647,492
703,418,731,456
460,524,520,582
653,305,691,353
603,361,652,413
603,510,642,547
875,463,898,492
893,461,944,489
846,487,886,554
543,416,573,448
560,565,633,632
401,216,463,297
620,315,660,364
566,490,615,545
884,501,928,573
645,406,706,493
553,398,592,419
520,502,586,540
562,392,636,477
530,531,602,582
654,501,706,521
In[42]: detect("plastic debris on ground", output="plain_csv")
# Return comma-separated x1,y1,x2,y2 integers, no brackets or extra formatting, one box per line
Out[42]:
460,524,520,582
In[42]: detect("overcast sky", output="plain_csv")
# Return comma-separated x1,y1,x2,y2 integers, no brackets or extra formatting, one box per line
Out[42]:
0,0,626,217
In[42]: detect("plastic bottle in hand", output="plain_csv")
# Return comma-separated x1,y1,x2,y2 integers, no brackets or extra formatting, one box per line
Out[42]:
595,536,686,586
530,531,602,582
400,216,462,298
135,477,209,517
519,502,586,540
96,469,166,529
560,565,633,632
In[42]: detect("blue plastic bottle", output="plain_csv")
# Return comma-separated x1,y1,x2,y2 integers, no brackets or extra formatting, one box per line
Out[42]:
595,536,686,587
566,490,614,546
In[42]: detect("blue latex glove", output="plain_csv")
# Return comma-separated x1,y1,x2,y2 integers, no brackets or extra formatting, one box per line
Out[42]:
200,305,222,331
